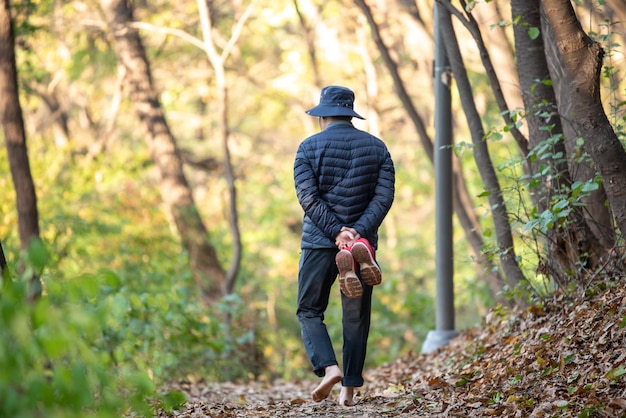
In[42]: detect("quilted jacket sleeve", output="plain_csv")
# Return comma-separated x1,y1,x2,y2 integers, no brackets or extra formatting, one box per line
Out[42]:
294,142,343,241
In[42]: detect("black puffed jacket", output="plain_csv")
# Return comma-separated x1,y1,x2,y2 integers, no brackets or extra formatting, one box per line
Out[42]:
294,120,395,250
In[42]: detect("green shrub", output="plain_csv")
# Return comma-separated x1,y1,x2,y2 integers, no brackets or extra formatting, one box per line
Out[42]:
88,260,262,383
0,243,188,418
0,276,151,417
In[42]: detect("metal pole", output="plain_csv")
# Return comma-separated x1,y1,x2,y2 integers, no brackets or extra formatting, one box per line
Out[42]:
421,1,458,354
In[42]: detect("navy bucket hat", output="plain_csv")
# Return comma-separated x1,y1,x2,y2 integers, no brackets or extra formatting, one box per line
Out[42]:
305,85,365,120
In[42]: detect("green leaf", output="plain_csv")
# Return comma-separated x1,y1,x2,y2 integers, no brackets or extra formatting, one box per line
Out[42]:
579,407,598,418
26,239,50,272
581,181,600,193
528,27,541,40
552,199,569,211
158,390,187,413
606,365,626,380
567,373,580,384
100,269,122,292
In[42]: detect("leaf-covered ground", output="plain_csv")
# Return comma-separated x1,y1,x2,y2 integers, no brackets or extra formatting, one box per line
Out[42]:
159,280,626,417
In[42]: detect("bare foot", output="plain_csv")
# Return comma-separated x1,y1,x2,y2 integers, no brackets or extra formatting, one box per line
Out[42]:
339,386,356,406
311,366,342,402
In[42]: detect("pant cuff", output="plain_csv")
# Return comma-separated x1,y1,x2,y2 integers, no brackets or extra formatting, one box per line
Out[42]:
342,376,364,387
314,361,339,377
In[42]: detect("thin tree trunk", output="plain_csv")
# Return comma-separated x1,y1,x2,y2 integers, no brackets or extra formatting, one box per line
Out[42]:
442,1,529,159
293,0,322,88
196,0,251,294
0,0,40,250
354,0,433,160
511,0,605,281
602,0,626,108
438,4,526,294
0,240,7,277
356,14,381,136
100,0,225,303
355,0,509,305
27,82,70,148
542,0,626,241
88,64,126,159
512,0,564,209
1,0,42,299
472,1,524,114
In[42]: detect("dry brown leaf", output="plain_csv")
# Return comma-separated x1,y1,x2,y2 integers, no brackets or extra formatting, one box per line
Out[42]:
157,280,626,418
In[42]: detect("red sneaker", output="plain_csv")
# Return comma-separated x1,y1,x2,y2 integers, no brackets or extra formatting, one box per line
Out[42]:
335,250,363,298
351,239,382,286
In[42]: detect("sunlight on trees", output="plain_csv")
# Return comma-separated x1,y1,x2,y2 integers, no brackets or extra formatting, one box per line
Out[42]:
1,0,625,415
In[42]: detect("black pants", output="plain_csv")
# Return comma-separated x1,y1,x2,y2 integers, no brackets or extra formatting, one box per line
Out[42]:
296,248,373,387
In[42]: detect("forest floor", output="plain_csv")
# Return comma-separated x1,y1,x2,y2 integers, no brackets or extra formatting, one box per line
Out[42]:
158,279,626,417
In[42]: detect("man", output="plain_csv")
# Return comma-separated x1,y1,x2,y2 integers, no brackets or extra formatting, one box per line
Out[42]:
294,85,395,406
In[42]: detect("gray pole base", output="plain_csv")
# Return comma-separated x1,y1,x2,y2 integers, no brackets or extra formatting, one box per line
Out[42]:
420,329,459,354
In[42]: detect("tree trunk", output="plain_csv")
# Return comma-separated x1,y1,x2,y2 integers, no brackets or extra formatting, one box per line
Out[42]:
100,0,226,303
293,0,322,88
0,0,40,250
355,0,433,159
472,1,524,115
1,0,42,299
511,0,605,281
355,0,509,305
541,6,616,253
512,0,562,210
597,0,626,109
542,0,626,241
27,82,70,148
447,1,529,159
0,240,7,277
196,0,246,295
439,4,527,295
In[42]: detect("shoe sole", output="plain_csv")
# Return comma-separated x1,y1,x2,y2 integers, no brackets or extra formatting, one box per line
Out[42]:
336,250,363,298
352,242,382,286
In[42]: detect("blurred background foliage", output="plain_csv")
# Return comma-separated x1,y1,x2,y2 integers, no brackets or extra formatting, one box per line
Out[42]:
1,0,624,415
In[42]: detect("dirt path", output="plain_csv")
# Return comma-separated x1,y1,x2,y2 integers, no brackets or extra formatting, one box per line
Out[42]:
158,376,416,417
158,281,626,417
